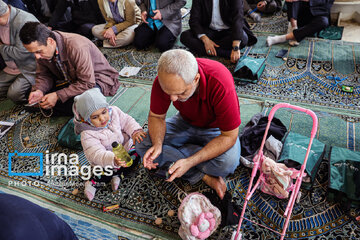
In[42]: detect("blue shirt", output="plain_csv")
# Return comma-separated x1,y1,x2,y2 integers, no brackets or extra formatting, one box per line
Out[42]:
109,0,125,34
147,0,163,30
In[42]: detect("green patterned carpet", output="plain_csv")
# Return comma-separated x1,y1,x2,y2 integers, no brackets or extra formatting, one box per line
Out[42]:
1,10,360,240
102,11,360,112
1,82,360,239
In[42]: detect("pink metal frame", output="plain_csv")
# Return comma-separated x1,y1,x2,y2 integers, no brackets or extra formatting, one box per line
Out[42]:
235,103,318,240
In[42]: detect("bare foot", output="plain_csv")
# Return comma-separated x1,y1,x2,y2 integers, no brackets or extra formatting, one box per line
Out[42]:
203,174,227,199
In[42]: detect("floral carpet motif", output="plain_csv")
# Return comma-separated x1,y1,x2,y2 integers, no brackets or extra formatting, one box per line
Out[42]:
1,89,359,239
101,35,360,112
1,10,360,240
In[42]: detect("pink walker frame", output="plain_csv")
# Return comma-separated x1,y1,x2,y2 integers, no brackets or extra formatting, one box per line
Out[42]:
235,103,318,240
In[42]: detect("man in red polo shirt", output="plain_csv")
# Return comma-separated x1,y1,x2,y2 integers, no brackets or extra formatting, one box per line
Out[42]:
135,49,241,199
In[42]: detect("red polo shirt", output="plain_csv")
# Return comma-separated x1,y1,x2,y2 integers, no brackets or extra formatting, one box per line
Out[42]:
150,58,241,131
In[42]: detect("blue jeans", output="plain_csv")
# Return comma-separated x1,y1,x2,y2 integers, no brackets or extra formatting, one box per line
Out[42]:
136,114,241,184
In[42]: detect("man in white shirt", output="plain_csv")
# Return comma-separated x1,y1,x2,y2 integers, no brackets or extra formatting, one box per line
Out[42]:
180,0,257,63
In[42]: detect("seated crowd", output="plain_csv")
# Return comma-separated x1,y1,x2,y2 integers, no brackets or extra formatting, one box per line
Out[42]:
0,0,334,199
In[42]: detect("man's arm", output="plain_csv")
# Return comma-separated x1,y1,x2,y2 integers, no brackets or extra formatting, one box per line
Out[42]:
188,0,206,36
56,44,96,103
143,110,167,169
168,127,239,181
231,0,245,41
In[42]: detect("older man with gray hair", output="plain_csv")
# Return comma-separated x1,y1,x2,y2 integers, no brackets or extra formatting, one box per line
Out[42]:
0,0,38,103
136,49,241,199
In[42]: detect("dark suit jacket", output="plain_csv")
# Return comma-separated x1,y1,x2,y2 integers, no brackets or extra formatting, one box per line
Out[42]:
309,0,334,16
189,0,257,46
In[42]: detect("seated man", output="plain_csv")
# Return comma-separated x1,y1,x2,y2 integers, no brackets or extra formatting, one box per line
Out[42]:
19,22,120,116
180,0,257,63
266,0,334,46
136,49,241,199
23,0,71,27
47,0,105,39
243,0,282,22
133,0,186,52
92,0,141,48
0,1,38,104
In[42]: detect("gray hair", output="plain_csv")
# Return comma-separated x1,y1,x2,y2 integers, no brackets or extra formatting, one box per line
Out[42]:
157,49,198,84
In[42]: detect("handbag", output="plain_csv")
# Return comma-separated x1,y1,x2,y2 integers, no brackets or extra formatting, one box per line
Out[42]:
327,146,360,207
57,118,83,150
278,132,326,190
233,56,266,83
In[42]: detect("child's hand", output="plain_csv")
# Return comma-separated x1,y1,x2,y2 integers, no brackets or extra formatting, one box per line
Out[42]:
132,130,147,144
114,156,127,167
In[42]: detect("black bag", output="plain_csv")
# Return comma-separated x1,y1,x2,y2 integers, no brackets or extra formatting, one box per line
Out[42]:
240,116,287,157
278,132,326,189
57,118,83,150
327,146,360,207
233,56,266,83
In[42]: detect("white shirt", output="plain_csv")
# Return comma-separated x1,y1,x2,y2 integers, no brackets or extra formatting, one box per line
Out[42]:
198,0,229,39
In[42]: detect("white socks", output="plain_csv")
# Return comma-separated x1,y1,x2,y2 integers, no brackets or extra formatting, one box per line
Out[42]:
84,181,96,201
266,35,287,46
111,176,121,192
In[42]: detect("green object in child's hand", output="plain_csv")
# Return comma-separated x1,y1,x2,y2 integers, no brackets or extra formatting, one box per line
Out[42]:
112,141,133,167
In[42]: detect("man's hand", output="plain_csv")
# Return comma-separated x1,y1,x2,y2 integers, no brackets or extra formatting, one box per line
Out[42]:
141,11,148,23
103,28,116,39
132,130,147,144
200,35,219,56
114,156,127,167
230,50,241,63
166,158,194,182
39,92,58,109
151,9,162,20
143,145,161,169
109,36,116,46
257,1,267,11
28,90,44,105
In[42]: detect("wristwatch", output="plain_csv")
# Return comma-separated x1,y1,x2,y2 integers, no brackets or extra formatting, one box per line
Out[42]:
232,46,239,51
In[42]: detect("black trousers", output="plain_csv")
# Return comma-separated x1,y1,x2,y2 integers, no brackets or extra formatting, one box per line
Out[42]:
133,23,177,52
180,28,248,58
287,1,329,42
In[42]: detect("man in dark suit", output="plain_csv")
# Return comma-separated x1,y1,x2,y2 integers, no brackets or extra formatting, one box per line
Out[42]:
180,0,257,63
267,0,334,46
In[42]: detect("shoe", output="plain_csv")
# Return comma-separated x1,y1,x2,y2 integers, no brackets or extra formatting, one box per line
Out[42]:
111,176,121,191
84,181,96,201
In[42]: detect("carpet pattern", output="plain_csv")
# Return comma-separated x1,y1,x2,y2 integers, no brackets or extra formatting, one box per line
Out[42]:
1,83,360,239
1,9,360,240
101,35,360,111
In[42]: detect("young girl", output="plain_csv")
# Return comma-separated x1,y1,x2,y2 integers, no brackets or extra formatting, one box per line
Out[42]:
73,88,146,201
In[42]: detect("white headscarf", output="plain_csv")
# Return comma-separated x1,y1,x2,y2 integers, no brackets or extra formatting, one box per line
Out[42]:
103,0,125,19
